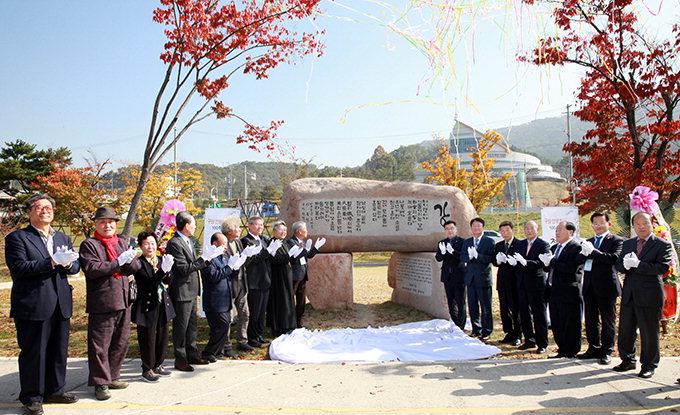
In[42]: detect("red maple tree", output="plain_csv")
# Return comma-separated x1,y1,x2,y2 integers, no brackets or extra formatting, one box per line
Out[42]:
122,0,325,238
520,0,680,213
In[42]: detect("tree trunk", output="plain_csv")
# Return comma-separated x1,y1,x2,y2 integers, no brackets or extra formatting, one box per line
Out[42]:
121,165,152,240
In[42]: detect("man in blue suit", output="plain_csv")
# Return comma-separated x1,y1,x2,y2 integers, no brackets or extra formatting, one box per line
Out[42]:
5,193,81,415
460,217,495,341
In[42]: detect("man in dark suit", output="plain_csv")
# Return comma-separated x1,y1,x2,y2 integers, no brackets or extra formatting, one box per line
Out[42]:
491,221,521,346
286,221,321,328
577,212,623,365
541,221,585,358
614,211,672,379
167,211,222,371
510,220,550,354
434,220,466,330
5,193,81,415
241,216,272,347
460,217,495,341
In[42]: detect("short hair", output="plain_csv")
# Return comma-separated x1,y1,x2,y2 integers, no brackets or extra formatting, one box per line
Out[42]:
25,193,56,211
632,211,652,224
248,215,264,225
524,220,538,229
272,220,286,231
590,212,610,223
292,221,306,234
443,220,457,227
137,230,158,244
562,221,577,232
210,232,225,244
176,211,194,231
221,216,240,234
499,221,514,230
470,217,485,227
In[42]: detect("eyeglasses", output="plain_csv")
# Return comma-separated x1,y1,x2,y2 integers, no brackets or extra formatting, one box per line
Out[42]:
32,205,53,212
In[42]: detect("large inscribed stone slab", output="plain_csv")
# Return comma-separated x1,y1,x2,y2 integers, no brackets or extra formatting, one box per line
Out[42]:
307,253,353,310
280,178,477,252
388,252,448,319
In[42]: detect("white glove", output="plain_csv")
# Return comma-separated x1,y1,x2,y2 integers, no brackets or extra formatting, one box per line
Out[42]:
580,240,595,256
495,252,507,264
234,253,248,270
160,255,174,273
201,244,224,261
52,246,79,266
314,237,326,250
305,239,313,251
438,242,446,255
267,239,283,256
506,256,517,266
288,245,303,258
242,244,261,258
623,252,640,270
539,252,554,267
117,248,136,266
446,243,454,254
468,246,478,259
513,252,527,266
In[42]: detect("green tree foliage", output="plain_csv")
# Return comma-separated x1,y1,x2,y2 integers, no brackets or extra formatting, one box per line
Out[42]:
0,140,71,196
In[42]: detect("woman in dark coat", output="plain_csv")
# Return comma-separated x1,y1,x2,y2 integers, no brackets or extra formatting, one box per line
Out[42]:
267,221,297,337
131,230,176,382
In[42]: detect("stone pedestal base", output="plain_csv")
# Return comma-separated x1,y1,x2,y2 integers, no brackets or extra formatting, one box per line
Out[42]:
388,252,448,319
307,253,353,310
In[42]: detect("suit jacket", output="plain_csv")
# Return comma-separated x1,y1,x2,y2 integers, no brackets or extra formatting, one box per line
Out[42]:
79,235,142,313
434,236,465,284
241,234,271,290
286,236,318,283
460,236,495,287
514,238,551,292
579,233,623,298
201,254,233,313
131,256,175,326
224,237,247,293
545,240,584,303
492,237,519,290
616,235,672,308
166,234,207,302
5,226,80,320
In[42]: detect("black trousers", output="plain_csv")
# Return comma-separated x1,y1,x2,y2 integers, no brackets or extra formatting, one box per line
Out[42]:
467,285,493,336
136,306,169,372
498,284,521,340
247,288,269,341
293,280,307,328
549,298,582,357
618,302,661,368
583,292,617,356
172,299,200,365
15,308,70,405
443,279,466,330
202,311,231,358
518,288,548,348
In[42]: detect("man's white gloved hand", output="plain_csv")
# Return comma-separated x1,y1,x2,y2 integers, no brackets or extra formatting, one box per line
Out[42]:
200,244,224,261
623,252,640,270
267,239,283,256
506,255,517,266
117,248,137,266
580,240,595,256
288,245,302,258
495,252,507,264
539,252,554,267
161,255,174,273
305,239,313,251
314,237,326,250
438,242,446,255
52,246,79,266
469,246,478,259
512,252,527,266
242,244,262,258
446,243,454,254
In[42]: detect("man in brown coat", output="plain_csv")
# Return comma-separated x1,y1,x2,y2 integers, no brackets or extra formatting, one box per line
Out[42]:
79,207,141,400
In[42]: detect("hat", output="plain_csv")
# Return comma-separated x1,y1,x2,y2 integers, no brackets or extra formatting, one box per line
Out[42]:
92,207,120,221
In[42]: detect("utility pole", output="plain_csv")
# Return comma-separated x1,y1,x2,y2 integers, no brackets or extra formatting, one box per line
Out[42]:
566,105,576,205
173,128,178,195
244,164,248,199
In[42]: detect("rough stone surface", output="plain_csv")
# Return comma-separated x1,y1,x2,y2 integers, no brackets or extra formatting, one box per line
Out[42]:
279,178,477,253
388,252,448,319
307,253,353,310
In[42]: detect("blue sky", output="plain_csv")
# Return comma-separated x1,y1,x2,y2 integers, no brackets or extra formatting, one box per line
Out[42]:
0,0,674,170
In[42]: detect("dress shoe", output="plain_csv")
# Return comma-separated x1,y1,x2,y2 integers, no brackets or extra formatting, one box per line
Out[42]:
237,342,255,351
153,365,171,376
536,347,547,354
613,360,636,372
247,340,264,348
499,334,513,344
142,370,160,383
44,392,79,404
94,385,111,401
469,332,481,338
174,363,194,372
577,349,600,359
223,349,238,358
22,402,43,415
257,336,270,344
518,342,537,350
638,368,654,379
599,355,612,365
202,355,217,363
510,338,522,346
108,379,129,389
188,357,209,365
548,353,565,359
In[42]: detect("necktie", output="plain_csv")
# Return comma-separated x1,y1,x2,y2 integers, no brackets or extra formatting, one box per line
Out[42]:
554,244,563,259
504,242,509,254
474,239,479,249
594,236,602,249
636,238,646,256
526,240,533,256
548,244,562,285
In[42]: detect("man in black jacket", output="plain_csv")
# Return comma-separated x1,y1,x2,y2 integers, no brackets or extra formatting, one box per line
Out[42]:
491,221,521,346
241,216,271,347
434,220,466,330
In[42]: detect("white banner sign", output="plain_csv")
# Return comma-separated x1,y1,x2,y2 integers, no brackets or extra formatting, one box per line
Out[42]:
540,206,580,245
202,208,241,250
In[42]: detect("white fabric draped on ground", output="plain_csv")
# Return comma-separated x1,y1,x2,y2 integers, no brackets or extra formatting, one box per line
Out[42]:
269,319,501,363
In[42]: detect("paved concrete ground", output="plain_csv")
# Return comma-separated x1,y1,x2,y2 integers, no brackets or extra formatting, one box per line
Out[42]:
1,357,680,414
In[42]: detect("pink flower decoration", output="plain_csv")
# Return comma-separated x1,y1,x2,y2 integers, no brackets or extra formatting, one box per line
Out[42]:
629,186,659,214
160,199,186,227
